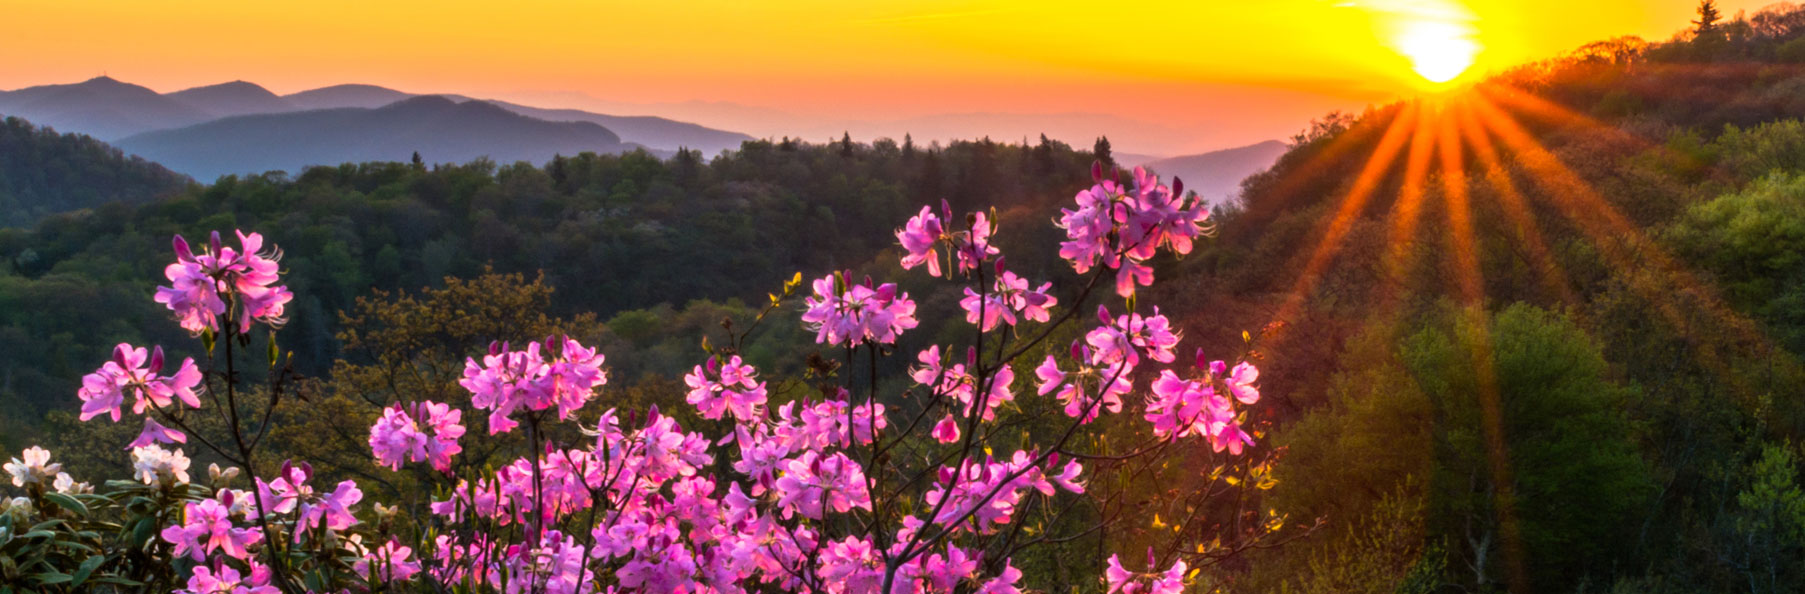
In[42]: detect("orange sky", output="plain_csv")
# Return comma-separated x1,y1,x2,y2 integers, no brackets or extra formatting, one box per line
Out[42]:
2,0,1776,154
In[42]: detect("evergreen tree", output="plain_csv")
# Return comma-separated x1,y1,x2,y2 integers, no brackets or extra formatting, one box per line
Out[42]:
1695,0,1724,38
902,133,916,159
840,131,855,158
1093,135,1115,170
411,151,425,170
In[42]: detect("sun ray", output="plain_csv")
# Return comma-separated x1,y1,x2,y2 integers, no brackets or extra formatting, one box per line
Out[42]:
1450,100,1579,305
1378,100,1440,305
1468,92,1777,398
1266,103,1422,334
1436,99,1533,594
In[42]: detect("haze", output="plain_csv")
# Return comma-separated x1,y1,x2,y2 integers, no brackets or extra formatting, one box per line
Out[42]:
2,0,1774,155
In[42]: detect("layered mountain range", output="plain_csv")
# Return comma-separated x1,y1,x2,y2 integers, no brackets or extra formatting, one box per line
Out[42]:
0,77,754,180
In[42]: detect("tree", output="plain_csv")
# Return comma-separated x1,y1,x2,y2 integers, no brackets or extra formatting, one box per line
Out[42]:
840,131,855,158
1093,135,1114,170
1695,0,1727,48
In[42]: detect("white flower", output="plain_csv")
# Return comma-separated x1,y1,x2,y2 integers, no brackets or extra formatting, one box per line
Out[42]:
52,472,92,495
130,445,191,486
4,446,61,487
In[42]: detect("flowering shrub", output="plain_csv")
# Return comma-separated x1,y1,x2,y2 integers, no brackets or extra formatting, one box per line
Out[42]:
0,163,1287,593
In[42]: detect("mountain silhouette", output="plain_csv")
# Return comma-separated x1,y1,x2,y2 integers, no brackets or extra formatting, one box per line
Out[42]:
282,83,416,110
1143,140,1290,204
116,96,636,181
167,80,298,118
0,76,212,140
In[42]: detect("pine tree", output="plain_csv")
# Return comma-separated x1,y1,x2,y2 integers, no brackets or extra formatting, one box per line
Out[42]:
902,133,916,159
1093,136,1114,170
1694,0,1723,38
840,131,855,158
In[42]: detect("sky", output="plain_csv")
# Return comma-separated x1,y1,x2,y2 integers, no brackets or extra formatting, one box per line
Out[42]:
2,0,1778,155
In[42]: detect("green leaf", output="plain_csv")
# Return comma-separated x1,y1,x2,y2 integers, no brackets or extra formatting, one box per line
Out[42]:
30,571,71,585
70,555,104,587
41,492,86,516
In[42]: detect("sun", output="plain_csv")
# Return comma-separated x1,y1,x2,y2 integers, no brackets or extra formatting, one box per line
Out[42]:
1396,19,1480,84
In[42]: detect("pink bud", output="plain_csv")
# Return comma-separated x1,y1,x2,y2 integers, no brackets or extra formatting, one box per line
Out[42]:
1195,348,1208,370
149,345,165,374
1047,452,1061,467
707,356,720,374
994,256,1006,275
488,340,502,356
208,230,222,257
1071,340,1084,361
112,344,131,368
966,346,977,368
172,235,194,262
1172,176,1185,198
220,490,235,506
939,467,955,485
1090,160,1103,182
940,199,952,220
1097,305,1112,325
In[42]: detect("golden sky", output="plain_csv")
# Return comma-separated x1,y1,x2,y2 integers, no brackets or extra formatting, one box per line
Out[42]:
1,0,1773,154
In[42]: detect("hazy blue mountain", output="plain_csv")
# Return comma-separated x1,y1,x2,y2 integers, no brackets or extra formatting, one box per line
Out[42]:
281,83,415,110
167,81,298,117
1143,140,1289,204
488,100,753,156
116,96,635,181
0,76,212,140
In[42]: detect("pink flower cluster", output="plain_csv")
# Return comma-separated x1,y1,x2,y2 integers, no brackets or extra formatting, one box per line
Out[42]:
154,230,293,335
801,272,919,346
912,345,1016,437
958,264,1057,332
895,201,1000,278
77,343,204,449
176,561,278,594
368,400,466,472
684,355,768,422
255,461,362,540
161,492,263,561
1105,552,1189,594
1056,165,1211,297
459,336,608,434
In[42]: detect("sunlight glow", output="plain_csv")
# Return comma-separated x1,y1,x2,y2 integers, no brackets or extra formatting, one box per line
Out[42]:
1396,19,1480,83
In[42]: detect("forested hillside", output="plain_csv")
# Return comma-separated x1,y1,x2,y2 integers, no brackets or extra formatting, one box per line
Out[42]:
0,116,190,227
6,4,1805,592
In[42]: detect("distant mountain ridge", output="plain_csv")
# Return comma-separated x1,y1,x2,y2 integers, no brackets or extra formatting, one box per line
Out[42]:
1142,140,1290,204
115,95,637,181
0,77,754,161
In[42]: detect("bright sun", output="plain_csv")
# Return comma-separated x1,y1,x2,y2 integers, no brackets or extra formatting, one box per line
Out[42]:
1396,20,1480,83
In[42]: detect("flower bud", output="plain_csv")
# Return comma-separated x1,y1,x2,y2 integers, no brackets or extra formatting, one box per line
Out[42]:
173,235,194,262
112,344,131,368
208,230,222,257
149,345,165,374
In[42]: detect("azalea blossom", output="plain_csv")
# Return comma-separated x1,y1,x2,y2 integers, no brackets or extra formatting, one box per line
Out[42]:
4,446,59,487
154,230,293,335
160,496,262,561
77,343,203,423
130,444,191,486
801,273,919,346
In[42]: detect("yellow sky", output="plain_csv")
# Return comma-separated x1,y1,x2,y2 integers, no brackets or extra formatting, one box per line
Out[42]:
1,0,1774,154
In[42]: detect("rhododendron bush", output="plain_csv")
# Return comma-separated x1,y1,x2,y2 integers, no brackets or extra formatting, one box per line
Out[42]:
0,164,1291,593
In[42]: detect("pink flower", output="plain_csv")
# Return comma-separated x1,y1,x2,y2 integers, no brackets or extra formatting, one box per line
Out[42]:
960,269,1060,331
773,451,872,520
897,205,946,276
684,355,769,422
154,230,292,335
932,413,961,443
368,400,464,472
801,273,919,346
1227,361,1260,404
298,479,362,536
160,497,262,561
1104,551,1189,594
77,343,202,422
459,337,607,434
176,562,278,594
954,211,1001,274
127,416,188,448
355,539,422,582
